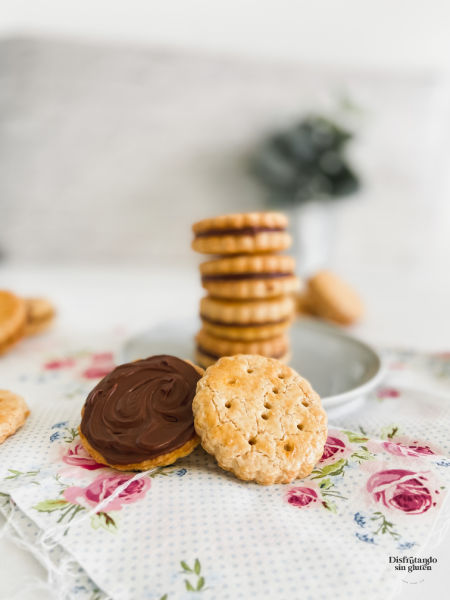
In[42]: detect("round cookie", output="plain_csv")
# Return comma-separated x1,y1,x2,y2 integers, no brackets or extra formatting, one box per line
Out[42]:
0,390,30,444
308,270,364,325
192,212,291,255
195,328,290,368
200,295,295,341
25,297,56,336
0,290,26,354
193,355,327,485
200,254,300,299
79,355,204,471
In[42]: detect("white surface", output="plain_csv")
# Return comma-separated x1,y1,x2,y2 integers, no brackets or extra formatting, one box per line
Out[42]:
0,263,449,598
2,0,450,71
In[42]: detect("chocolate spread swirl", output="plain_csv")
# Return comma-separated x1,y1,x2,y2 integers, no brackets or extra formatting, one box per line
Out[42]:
80,355,201,465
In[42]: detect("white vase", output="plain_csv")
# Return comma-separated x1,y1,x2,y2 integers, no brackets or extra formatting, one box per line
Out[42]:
286,200,338,277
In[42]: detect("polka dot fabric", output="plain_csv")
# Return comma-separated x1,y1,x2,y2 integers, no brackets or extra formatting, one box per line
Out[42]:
1,335,450,600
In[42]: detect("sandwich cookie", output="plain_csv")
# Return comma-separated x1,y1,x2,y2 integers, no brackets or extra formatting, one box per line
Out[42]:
192,212,291,255
79,355,204,471
193,355,328,485
200,295,295,341
195,328,290,368
25,297,56,336
307,270,364,325
0,290,26,355
200,254,300,299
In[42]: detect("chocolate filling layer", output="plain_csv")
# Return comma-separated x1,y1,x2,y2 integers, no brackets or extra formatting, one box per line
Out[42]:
80,355,201,465
202,272,293,282
195,226,285,238
200,314,289,327
196,345,287,361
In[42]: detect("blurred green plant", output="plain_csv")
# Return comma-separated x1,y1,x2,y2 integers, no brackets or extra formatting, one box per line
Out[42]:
252,114,361,205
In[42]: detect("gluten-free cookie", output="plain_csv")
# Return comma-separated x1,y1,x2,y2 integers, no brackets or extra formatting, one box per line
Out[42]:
0,290,26,355
25,297,56,336
200,295,295,341
200,254,300,299
195,328,290,368
192,212,291,255
0,390,30,444
79,355,204,471
307,270,364,325
193,355,327,485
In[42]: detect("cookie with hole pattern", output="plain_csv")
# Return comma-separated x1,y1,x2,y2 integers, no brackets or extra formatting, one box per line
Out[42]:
192,212,291,254
200,254,300,299
193,355,327,485
307,270,364,325
200,295,295,341
195,328,290,368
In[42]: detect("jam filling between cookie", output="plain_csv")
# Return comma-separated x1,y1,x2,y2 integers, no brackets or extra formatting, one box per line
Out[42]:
80,355,201,465
196,345,287,361
195,226,285,238
202,272,293,282
200,314,290,327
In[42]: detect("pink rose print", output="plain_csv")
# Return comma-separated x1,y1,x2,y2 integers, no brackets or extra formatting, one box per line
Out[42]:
82,352,115,379
383,441,435,458
377,387,400,399
320,435,347,462
64,473,151,512
286,487,318,508
44,358,76,370
62,443,105,471
367,469,436,515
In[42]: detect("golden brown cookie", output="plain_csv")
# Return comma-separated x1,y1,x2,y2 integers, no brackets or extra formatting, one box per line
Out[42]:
307,270,364,325
79,356,204,471
0,390,30,444
193,355,327,485
200,295,295,340
200,254,300,299
24,297,56,336
192,212,291,254
295,290,315,316
195,328,290,368
0,290,27,355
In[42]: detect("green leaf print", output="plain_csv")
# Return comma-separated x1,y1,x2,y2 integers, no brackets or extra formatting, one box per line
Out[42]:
180,561,192,573
185,581,195,592
371,511,400,539
194,559,201,575
33,499,69,512
196,577,205,591
342,431,368,444
91,511,118,532
311,458,348,479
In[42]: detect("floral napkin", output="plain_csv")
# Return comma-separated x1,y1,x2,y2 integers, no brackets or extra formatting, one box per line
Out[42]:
0,333,449,600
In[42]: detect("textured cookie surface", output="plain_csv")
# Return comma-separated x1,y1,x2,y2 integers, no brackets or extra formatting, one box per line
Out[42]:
196,328,289,359
0,390,30,444
308,270,364,325
192,212,291,254
79,356,204,471
193,355,327,485
200,254,299,299
0,290,26,354
25,297,56,336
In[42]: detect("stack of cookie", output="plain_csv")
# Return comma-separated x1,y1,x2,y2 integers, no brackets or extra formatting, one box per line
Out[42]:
191,212,300,368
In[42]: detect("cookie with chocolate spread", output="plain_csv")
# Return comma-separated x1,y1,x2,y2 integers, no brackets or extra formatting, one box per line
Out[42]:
193,355,327,485
24,297,55,336
192,212,292,255
195,328,290,368
0,290,26,355
200,254,300,299
79,355,204,471
200,295,295,341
